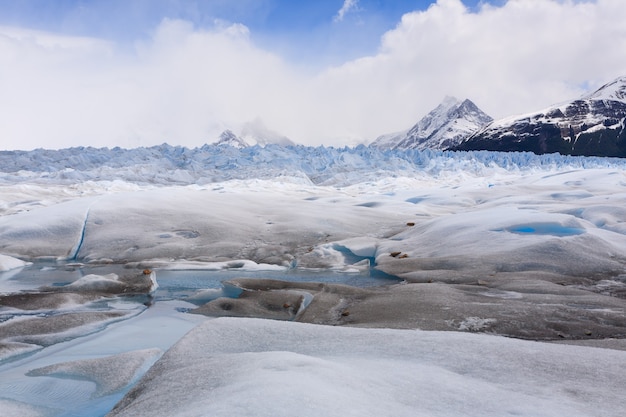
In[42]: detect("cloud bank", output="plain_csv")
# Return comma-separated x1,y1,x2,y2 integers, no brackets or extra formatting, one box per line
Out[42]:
1,0,625,150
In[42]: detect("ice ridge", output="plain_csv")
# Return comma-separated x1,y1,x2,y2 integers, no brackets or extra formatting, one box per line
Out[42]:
1,145,625,187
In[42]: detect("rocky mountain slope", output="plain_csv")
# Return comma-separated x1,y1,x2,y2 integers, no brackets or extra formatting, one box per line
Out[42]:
454,76,626,157
371,97,493,150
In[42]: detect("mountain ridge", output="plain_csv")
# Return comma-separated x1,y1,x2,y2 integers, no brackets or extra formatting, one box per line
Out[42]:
454,76,626,157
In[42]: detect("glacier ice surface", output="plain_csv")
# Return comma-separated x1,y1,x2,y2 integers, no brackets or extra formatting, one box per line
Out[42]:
1,146,626,416
109,318,626,417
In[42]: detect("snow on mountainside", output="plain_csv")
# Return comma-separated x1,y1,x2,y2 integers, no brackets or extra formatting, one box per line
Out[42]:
454,76,626,157
582,76,626,102
371,97,493,150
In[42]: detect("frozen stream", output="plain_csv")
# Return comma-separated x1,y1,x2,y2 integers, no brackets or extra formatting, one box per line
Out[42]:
0,263,399,417
0,261,399,299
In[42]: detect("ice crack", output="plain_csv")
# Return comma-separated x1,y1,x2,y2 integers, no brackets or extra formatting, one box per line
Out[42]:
69,207,90,261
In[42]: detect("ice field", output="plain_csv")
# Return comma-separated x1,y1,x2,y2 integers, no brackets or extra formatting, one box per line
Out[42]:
1,146,626,416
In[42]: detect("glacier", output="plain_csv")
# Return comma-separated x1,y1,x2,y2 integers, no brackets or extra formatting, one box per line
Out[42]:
1,145,626,416
2,144,624,189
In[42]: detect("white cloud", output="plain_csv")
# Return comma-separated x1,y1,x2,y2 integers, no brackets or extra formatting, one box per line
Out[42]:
0,20,303,150
1,0,626,150
334,0,359,23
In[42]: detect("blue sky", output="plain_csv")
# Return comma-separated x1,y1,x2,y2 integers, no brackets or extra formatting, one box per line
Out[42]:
0,0,624,150
0,1,498,37
0,0,502,65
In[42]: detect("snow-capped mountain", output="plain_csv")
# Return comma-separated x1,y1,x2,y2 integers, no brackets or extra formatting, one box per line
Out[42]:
371,96,493,150
215,130,249,148
454,76,626,157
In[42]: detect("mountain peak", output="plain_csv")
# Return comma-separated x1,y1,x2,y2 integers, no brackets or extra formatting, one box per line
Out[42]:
582,76,626,103
371,97,492,150
215,130,249,148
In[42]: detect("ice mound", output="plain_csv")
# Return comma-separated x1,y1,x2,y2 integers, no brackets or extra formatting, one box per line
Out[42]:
0,254,32,271
65,273,130,292
375,201,626,282
191,279,360,321
108,317,626,417
339,237,378,257
188,277,626,340
27,348,162,397
61,271,158,294
296,237,383,272
189,278,318,320
191,288,311,321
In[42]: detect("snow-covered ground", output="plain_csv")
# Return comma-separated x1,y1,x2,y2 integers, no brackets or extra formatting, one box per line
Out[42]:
1,146,626,416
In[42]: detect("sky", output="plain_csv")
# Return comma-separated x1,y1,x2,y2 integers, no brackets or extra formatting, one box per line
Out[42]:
0,0,625,150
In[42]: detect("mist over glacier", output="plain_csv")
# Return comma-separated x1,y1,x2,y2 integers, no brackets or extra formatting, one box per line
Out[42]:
1,145,626,417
